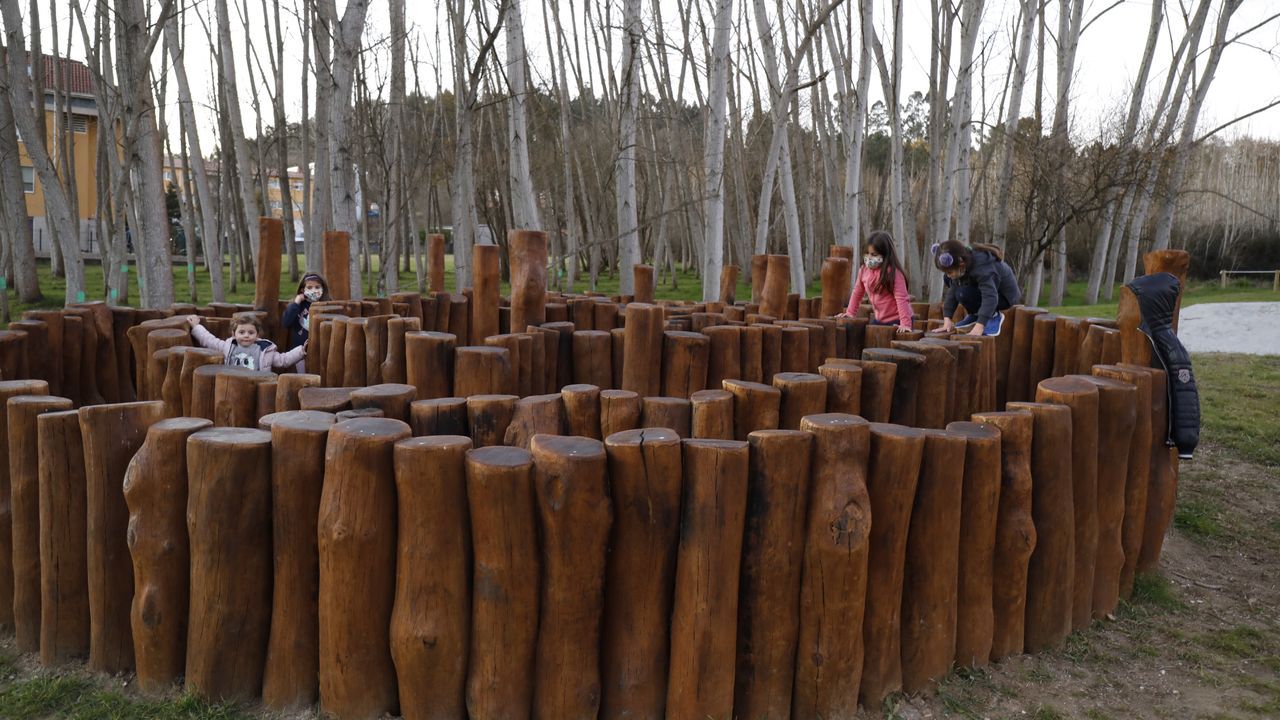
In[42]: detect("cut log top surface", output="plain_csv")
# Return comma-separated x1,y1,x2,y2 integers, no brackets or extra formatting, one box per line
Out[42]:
189,427,272,447
467,445,535,469
722,379,780,395
604,427,681,447
530,434,605,459
330,417,412,440
681,438,748,452
153,417,218,434
396,435,472,452
1079,375,1136,392
1038,375,1101,395
800,412,868,430
351,384,417,399
868,422,927,440
260,411,337,432
944,421,1001,442
863,348,926,363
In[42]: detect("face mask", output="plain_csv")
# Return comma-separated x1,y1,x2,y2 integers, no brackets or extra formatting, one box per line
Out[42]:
866,256,884,269
304,289,323,302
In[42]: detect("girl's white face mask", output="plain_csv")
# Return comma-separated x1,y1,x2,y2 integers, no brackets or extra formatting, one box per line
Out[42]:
304,289,324,302
866,255,884,269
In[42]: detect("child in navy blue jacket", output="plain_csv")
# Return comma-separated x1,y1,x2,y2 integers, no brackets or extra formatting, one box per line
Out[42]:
281,273,330,363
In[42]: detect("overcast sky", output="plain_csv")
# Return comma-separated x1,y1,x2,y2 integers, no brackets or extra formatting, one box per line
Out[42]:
40,0,1280,151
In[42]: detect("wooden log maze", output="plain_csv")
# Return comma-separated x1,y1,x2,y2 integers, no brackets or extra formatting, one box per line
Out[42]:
0,239,1191,719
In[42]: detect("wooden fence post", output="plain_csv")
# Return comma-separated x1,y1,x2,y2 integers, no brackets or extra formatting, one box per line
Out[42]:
1080,375,1137,620
0,379,48,632
946,421,1002,668
37,410,90,665
1093,365,1154,597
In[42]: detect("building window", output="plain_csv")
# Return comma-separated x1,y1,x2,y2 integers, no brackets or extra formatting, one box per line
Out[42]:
268,179,280,191
71,116,88,133
270,200,282,211
21,166,34,193
164,170,174,183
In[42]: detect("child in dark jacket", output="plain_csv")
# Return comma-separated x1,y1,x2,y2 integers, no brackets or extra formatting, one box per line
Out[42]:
282,273,330,352
930,240,1022,336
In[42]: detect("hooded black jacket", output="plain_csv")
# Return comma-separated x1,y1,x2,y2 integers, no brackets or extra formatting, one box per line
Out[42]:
1127,272,1200,459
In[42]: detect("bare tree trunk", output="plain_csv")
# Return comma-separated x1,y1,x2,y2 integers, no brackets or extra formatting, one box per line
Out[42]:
0,54,38,302
216,0,263,270
615,0,642,294
384,0,406,293
700,0,733,301
319,0,369,299
871,1,909,274
507,0,540,230
1048,0,1083,307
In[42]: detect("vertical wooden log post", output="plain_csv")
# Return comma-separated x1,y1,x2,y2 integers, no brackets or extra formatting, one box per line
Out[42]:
1006,306,1044,403
989,402,1067,654
123,417,211,690
428,233,446,292
793,414,871,719
600,389,642,438
970,410,1036,660
1080,376,1137,620
1093,365,1153,597
318,418,411,718
180,349,225,417
1052,316,1083,377
719,265,740,305
662,331,710,399
901,429,966,693
298,387,358,414
343,318,369,387
772,372,827,430
723,379,781,441
256,218,285,334
466,446,539,719
484,334,530,397
405,331,456,400
391,436,473,720
505,394,567,449
351,383,418,423
0,379,47,631
323,231,352,300
734,430,812,719
381,317,419,385
80,399,167,671
690,389,734,440
467,394,518,448
760,255,790,319
531,436,612,719
994,309,1016,407
623,303,665,397
1028,313,1058,393
860,423,925,707
510,230,548,335
572,331,614,389
1035,376,1100,631
862,348,924,427
750,255,769,303
779,325,810,373
454,346,513,397
739,325,764,383
275,373,322,412
23,311,63,396
37,410,90,666
76,301,122,404
472,244,501,344
145,328,191,402
1137,367,1176,574
667,439,749,720
633,264,656,304
705,325,743,388
213,369,276,428
562,384,602,439
185,428,273,701
323,317,349,387
892,341,954,429
849,359,895,423
64,307,104,406
818,362,861,415
159,349,186,417
820,257,852,318
410,397,469,437
945,421,1001,668
363,315,391,386
640,397,692,438
759,324,783,380
261,412,335,709
600,428,682,719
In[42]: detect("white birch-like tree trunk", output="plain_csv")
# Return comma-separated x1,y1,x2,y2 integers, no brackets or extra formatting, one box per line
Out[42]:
0,53,38,301
990,0,1038,248
319,0,369,298
215,0,262,268
1048,0,1083,307
615,0,642,295
700,0,733,301
507,0,540,230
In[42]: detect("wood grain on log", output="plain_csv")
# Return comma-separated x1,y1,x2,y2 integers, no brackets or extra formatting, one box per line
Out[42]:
0,380,47,631
945,421,1002,668
772,372,827,430
1080,375,1136,619
690,389,734,440
351,383,417,423
454,346,512,397
600,390,641,438
1093,365,1153,597
467,394,518,448
562,384,602,439
862,348,924,427
723,380,781,441
623,304,665,397
37,410,90,665
662,331,710,399
505,394,567,449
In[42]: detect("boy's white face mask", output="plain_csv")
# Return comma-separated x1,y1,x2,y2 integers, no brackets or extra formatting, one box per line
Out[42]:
304,289,324,301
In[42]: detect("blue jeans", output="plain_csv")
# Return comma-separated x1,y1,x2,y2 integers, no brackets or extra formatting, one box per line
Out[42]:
955,284,1012,323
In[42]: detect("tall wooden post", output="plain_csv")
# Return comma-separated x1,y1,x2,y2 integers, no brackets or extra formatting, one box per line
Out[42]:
471,244,501,344
0,380,48,632
1093,365,1153,597
946,421,1002,668
510,230,548,334
1081,375,1136,620
323,231,352,301
760,255,790,319
428,233,446,292
37,410,90,665
257,218,285,333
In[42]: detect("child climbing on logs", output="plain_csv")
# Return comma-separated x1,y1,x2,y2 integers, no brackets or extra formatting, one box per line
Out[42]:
836,230,914,332
187,313,306,372
282,273,330,353
930,240,1023,336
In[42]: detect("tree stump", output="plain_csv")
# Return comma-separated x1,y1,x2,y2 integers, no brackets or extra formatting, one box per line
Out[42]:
321,231,352,299
971,410,1037,659
1006,307,1045,403
704,325,742,389
690,389,734,440
468,394,518,448
666,439,749,720
298,386,358,413
572,330,613,389
750,255,769,304
636,396,689,438
466,446,539,720
184,428,274,701
848,359,895,423
818,362,861,415
471,245,502,344
945,421,1002,668
405,331,456,400
600,428,682,718
622,304,665,397
318,418,411,718
145,328,192,403
530,436,611,720
662,331,710,399
1080,375,1136,620
719,265,739,305
772,372,827,430
0,380,47,631
859,423,925,707
178,349,224,417
409,397,469,437
454,346,513,397
737,325,763,383
1135,367,1177,574
778,326,809,373
322,317,349,387
757,323,783,380
562,384,602,439
760,255,790,319
380,316,419,385
600,390,641,438
791,414,870,719
190,365,235,421
484,333,531,397
37,410,90,665
122,417,210,690
22,311,63,395
342,318,369,387
213,368,276,428
633,265,656,304
509,230,548,334
10,395,74,651
1093,365,1153,597
1003,399,1075,653
1034,376,1100,631
723,379,781,441
820,257,852,318
1052,316,1083,377
7,320,45,386
362,315,391,386
734,430,812,719
862,348,925,427
260,412,335,708
892,341,955,429
275,373,321,412
391,436,473,720
351,383,417,423
505,394,567,449
901,430,966,693
157,348,186,418
427,234,446,292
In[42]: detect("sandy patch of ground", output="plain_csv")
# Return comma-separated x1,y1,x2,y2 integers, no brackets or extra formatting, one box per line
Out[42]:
1178,303,1280,355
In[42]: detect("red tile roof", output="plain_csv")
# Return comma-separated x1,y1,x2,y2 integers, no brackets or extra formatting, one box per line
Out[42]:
36,53,95,96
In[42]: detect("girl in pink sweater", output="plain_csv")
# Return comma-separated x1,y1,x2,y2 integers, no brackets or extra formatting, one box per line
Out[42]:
837,230,914,332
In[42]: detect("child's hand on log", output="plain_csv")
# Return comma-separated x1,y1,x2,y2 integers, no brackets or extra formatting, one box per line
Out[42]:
186,315,201,328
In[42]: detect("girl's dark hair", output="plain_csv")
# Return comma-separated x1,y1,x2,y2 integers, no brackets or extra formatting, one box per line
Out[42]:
933,240,1006,272
295,273,331,300
865,230,908,296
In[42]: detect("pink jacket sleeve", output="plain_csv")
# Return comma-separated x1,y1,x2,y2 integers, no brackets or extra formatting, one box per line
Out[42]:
271,344,307,369
845,268,867,315
893,271,914,328
191,324,231,355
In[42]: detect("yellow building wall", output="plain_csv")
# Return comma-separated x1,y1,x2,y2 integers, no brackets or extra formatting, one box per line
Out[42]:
19,109,99,221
